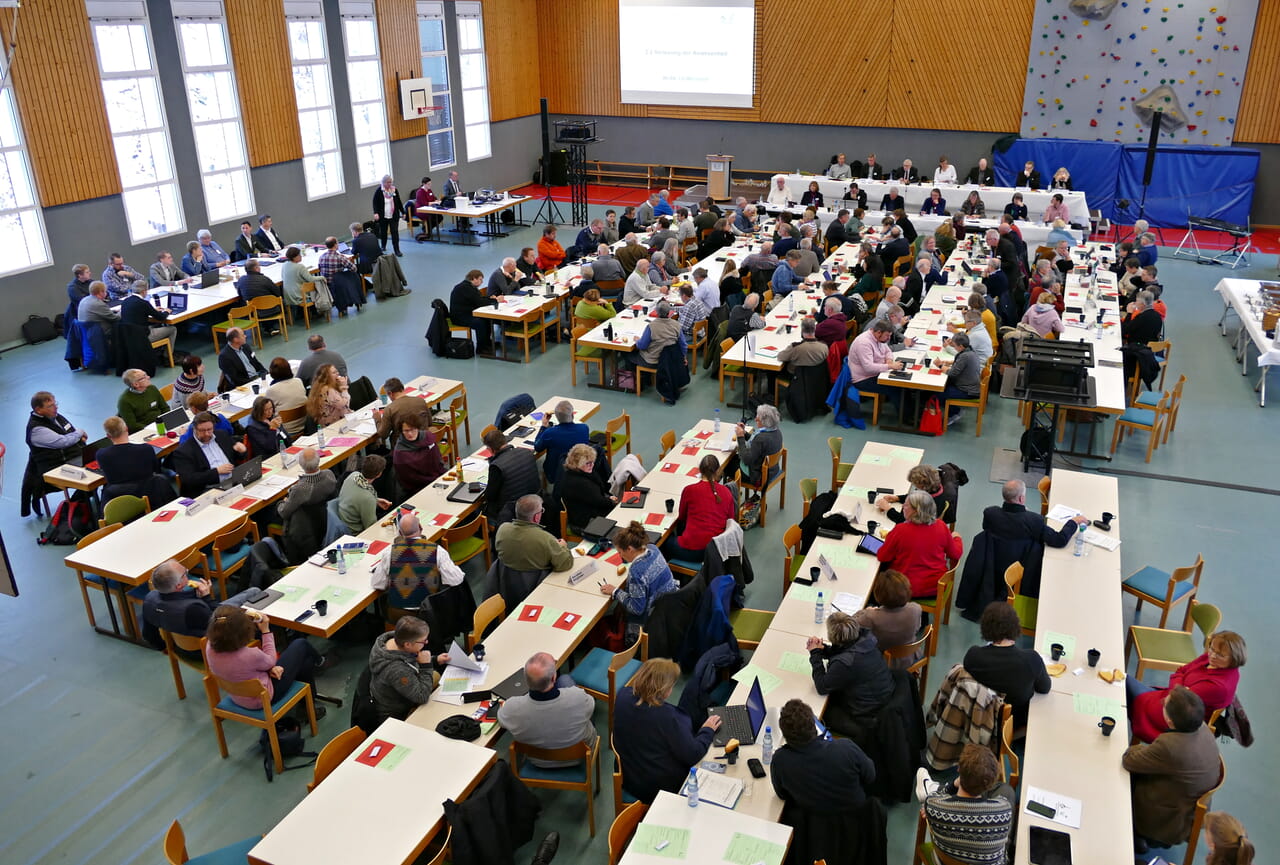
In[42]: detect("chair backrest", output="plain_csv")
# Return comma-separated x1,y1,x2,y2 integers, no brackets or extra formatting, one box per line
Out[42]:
78,521,123,550
278,404,306,426
1184,755,1227,865
596,278,625,292
605,412,628,436
249,295,284,315
479,423,498,441
1189,601,1222,647
309,726,368,792
783,523,803,587
799,478,818,514
511,738,590,768
229,304,254,322
610,633,646,678
163,820,189,865
999,703,1020,787
102,494,150,527
1004,561,1024,600
659,429,676,457
883,624,932,665
719,337,735,355
442,513,487,548
1036,475,1052,516
1171,553,1204,593
977,364,992,399
471,594,506,646
167,628,205,655
608,801,649,865
160,383,175,402
422,827,451,865
691,317,708,344
213,670,273,703
213,514,255,554
827,435,843,461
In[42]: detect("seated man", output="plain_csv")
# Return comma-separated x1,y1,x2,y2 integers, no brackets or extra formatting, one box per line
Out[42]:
78,280,120,330
879,186,905,213
494,495,574,573
217,327,267,387
233,220,256,261
924,744,1016,864
369,615,445,724
1123,686,1222,852
677,284,711,346
140,559,255,651
497,652,598,767
97,415,170,503
1122,291,1164,344
632,299,686,375
532,400,590,485
591,245,625,283
781,316,835,375
276,447,337,561
484,429,541,527
235,258,281,304
891,158,919,184
847,320,905,408
876,225,910,273
727,291,766,340
766,176,794,207
375,513,465,616
102,252,145,301
814,297,848,346
450,268,500,354
572,219,604,259
374,377,429,447
117,369,169,433
488,256,523,297
827,153,852,180
171,411,247,497
197,228,230,267
121,281,177,349
254,213,286,253
297,334,348,388
964,601,1050,729
771,249,804,298
615,233,650,276
623,259,662,304
817,280,862,323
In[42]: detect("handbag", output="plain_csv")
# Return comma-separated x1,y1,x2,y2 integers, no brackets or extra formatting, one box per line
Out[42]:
919,397,945,436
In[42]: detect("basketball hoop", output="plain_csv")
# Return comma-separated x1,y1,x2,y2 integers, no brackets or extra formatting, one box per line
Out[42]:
418,105,444,124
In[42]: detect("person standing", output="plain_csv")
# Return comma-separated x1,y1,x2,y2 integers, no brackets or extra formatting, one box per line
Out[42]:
372,174,405,256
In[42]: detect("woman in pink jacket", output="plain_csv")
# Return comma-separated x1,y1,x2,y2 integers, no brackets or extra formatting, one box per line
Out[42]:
204,605,325,717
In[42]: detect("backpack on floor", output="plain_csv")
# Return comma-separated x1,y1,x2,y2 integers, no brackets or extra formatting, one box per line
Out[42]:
37,493,95,546
22,315,57,345
258,717,318,782
445,338,475,359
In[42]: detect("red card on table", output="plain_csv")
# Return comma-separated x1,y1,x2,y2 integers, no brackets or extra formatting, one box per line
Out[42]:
763,326,777,332
694,430,713,440
152,510,177,522
599,550,624,567
431,513,452,526
686,466,701,477
355,739,395,768
620,490,643,505
285,446,303,454
552,611,582,631
519,604,543,622
477,447,493,458
928,368,944,375
763,345,778,351
644,513,666,526
230,497,256,511
367,540,390,556
660,462,679,473
926,330,939,335
911,365,923,371
146,437,169,448
681,446,700,456
929,345,942,352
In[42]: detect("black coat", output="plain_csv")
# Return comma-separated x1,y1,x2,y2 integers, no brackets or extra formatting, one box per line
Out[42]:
559,467,613,533
861,669,926,803
956,502,1079,613
786,362,830,423
426,299,450,355
442,760,541,865
450,279,495,326
655,341,690,403
809,631,894,738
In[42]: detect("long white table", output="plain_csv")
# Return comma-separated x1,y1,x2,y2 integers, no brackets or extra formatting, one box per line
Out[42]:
1214,278,1279,406
619,790,792,865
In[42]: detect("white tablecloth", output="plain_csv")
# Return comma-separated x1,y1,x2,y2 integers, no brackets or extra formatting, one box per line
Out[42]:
1216,279,1280,367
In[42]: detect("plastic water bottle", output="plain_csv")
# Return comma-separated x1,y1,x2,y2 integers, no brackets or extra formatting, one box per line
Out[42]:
316,427,325,449
714,409,721,433
1074,531,1085,557
762,726,774,766
814,591,825,624
336,546,347,574
685,768,699,807
277,429,289,453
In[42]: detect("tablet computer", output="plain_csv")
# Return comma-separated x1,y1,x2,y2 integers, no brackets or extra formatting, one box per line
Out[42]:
855,534,884,555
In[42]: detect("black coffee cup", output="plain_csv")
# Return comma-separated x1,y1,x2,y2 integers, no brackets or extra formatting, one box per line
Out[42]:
665,498,675,513
866,520,878,536
221,392,231,401
326,549,339,564
473,643,486,662
1099,716,1116,737
867,490,877,504
1087,648,1101,667
314,599,329,616
1101,511,1114,525
725,747,739,764
1050,643,1064,661
251,384,260,394
809,566,821,581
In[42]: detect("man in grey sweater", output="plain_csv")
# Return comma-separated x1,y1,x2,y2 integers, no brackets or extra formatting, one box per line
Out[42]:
497,652,597,767
296,334,348,387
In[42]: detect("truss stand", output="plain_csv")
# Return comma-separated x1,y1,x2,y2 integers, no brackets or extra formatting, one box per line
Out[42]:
554,119,599,227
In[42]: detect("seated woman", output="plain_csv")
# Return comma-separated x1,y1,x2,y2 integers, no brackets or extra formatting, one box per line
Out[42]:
924,744,1015,864
662,455,736,564
647,251,674,288
1202,812,1254,865
800,180,824,208
1020,291,1065,338
875,464,957,526
559,443,615,535
876,490,964,599
204,604,325,718
171,354,207,409
1051,166,1073,190
806,611,893,741
263,356,307,436
599,521,679,643
660,238,682,279
306,364,351,429
697,218,733,259
178,391,235,443
392,413,445,496
960,190,985,217
1045,217,1075,247
934,221,957,259
574,288,616,324
613,658,721,803
920,188,947,216
854,569,923,669
963,601,1050,728
719,259,745,305
934,155,958,185
1128,630,1246,743
244,396,290,457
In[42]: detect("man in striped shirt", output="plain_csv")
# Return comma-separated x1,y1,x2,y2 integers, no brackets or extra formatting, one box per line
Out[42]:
924,744,1015,864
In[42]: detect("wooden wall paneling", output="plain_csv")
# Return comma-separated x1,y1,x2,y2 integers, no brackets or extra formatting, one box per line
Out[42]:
225,0,303,166
1236,0,1280,143
888,0,1032,133
1,1,120,207
758,0,890,128
483,0,541,121
375,0,426,141
536,0,642,117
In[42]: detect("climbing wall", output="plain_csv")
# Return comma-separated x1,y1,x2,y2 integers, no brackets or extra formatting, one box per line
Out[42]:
1020,0,1259,146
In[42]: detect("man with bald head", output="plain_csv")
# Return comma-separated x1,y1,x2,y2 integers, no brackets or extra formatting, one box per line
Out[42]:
497,651,598,767
591,243,625,283
380,511,464,613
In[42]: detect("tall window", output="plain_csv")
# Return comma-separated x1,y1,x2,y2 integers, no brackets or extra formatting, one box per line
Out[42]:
0,59,52,275
173,1,254,223
87,1,185,242
455,2,491,162
416,2,454,169
340,1,390,187
286,1,344,199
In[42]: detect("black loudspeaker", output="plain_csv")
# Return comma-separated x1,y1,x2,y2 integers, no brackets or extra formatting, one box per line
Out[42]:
539,97,552,182
545,150,569,186
1142,110,1162,187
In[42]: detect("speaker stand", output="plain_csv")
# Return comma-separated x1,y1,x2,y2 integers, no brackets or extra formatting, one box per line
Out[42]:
532,184,564,226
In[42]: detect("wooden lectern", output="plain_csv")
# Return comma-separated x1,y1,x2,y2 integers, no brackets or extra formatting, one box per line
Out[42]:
706,154,733,200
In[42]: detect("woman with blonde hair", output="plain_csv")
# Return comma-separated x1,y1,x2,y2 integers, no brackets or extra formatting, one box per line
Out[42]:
559,443,615,534
306,363,350,428
612,658,722,802
1051,166,1072,190
1204,812,1253,865
805,611,893,739
719,258,745,304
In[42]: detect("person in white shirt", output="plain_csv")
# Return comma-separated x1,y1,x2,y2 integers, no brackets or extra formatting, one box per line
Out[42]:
934,155,958,185
956,309,993,364
827,153,852,180
766,176,794,207
692,267,718,310
623,260,663,304
675,208,696,243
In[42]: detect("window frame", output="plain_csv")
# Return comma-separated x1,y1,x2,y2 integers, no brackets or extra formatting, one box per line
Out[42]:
454,1,491,163
0,65,53,277
416,1,455,171
340,1,391,188
285,2,345,201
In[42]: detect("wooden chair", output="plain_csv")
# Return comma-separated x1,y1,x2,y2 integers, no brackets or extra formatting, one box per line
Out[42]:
442,513,492,571
152,334,175,368
737,448,787,527
446,393,472,447
917,566,956,627
728,606,775,650
598,412,632,465
609,735,635,816
297,282,325,329
510,738,601,836
1126,600,1221,679
1036,475,1052,516
1109,390,1167,463
1034,244,1055,262
941,364,991,436
658,429,676,459
1136,372,1185,443
1121,552,1203,630
203,647,318,775
70,523,126,633
163,819,259,865
571,324,606,387
1183,756,1227,865
576,633,647,733
799,477,818,517
197,515,260,599
248,295,289,342
633,359,659,397
308,726,367,793
828,436,852,491
1004,562,1037,636
892,253,913,277
153,547,212,699
999,703,1020,787
504,315,549,363
687,317,709,372
719,337,749,403
608,801,648,865
572,314,600,331
100,494,150,528
596,278,625,302
277,403,306,433
853,385,883,426
884,625,933,699
211,304,260,352
467,594,506,651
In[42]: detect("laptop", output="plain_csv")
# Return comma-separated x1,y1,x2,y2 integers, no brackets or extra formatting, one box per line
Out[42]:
708,676,767,747
74,436,110,471
157,406,189,431
219,456,264,491
200,270,221,288
167,292,189,313
490,667,530,700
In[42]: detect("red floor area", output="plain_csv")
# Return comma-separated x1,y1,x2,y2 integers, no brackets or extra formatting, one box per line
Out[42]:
1087,226,1279,254
508,183,652,206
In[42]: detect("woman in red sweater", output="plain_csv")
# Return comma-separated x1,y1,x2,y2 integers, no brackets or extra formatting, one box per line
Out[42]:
876,490,963,598
662,454,736,564
1128,630,1246,743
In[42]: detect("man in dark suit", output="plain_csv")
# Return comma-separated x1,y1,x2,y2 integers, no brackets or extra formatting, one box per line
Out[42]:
1015,161,1041,190
218,327,267,387
876,226,911,273
841,182,868,210
967,157,995,186
171,411,246,497
234,259,282,303
863,154,884,180
120,281,176,348
253,214,286,254
879,187,905,212
233,221,256,261
825,209,852,249
442,170,469,230
351,221,382,275
891,158,919,184
371,175,405,256
450,268,499,354
140,558,254,650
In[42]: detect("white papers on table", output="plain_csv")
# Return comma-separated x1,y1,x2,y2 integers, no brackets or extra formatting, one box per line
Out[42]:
436,659,490,705
1024,785,1083,829
831,592,863,614
460,457,488,476
705,437,736,452
1079,529,1121,551
240,473,298,500
229,389,258,410
446,640,483,672
682,768,744,809
1046,503,1083,522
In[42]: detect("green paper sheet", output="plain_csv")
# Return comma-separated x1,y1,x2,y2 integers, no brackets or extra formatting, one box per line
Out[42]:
777,651,812,675
440,677,470,693
723,832,787,865
731,663,783,695
860,453,891,466
272,584,309,604
630,824,690,859
786,583,819,604
818,546,866,570
1038,630,1077,662
890,447,920,461
378,744,412,772
839,485,872,503
1073,692,1124,719
537,606,562,627
319,585,358,606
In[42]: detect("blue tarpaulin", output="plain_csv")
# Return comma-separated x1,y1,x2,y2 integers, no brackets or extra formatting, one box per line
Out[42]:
995,139,1123,221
